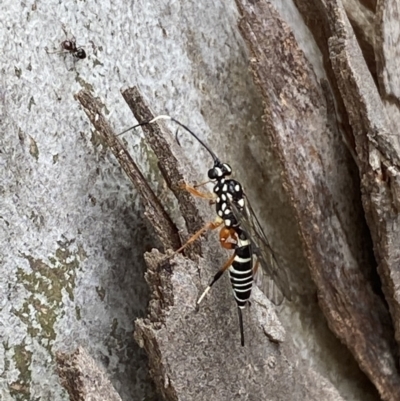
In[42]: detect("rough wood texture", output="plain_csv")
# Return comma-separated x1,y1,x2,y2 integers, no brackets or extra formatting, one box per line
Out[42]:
3,0,400,400
374,3,400,344
77,87,346,401
75,90,181,253
236,0,400,400
326,1,400,399
135,250,344,401
56,347,123,401
121,87,210,258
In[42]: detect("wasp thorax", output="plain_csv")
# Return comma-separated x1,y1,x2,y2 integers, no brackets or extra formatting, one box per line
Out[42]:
208,162,232,180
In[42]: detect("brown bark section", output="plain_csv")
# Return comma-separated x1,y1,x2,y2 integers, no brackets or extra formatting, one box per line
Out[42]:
56,347,123,401
75,90,181,253
374,0,400,343
72,86,346,401
236,0,400,400
134,249,344,401
121,87,210,258
327,0,400,374
124,90,344,400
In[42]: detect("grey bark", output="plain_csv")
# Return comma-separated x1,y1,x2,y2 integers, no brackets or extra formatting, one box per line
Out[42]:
76,88,345,401
1,0,399,401
237,0,400,400
56,347,123,401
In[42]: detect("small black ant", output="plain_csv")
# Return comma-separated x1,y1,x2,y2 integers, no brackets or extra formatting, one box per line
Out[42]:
60,38,86,59
46,27,86,60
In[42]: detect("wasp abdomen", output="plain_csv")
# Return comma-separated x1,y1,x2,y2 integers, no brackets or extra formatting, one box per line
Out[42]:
228,231,253,308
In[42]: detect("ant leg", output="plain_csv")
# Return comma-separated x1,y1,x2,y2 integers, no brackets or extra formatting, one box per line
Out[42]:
61,24,76,44
45,48,65,55
196,252,235,307
61,23,68,37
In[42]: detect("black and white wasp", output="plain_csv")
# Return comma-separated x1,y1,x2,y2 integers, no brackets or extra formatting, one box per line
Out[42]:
126,115,291,346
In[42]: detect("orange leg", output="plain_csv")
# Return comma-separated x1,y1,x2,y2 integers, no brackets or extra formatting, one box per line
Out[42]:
179,183,215,200
197,252,236,306
194,179,212,188
171,219,223,256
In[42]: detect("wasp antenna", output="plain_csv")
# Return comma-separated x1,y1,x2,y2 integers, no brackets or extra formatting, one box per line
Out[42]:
238,307,245,347
168,117,218,162
119,114,219,162
149,115,172,123
117,125,138,136
117,115,172,136
146,115,219,161
175,128,182,147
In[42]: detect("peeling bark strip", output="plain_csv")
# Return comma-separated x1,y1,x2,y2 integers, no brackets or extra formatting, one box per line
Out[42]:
121,87,207,258
56,347,123,401
75,86,350,400
326,0,400,395
236,0,400,400
75,90,181,252
375,0,400,342
135,250,345,401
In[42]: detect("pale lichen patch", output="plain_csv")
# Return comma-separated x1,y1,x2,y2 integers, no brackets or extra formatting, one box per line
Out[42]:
9,341,33,401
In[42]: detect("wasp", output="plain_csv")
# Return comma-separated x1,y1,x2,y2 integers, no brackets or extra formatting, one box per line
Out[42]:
126,115,291,346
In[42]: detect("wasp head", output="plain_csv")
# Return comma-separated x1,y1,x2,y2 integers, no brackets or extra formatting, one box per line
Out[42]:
208,160,232,180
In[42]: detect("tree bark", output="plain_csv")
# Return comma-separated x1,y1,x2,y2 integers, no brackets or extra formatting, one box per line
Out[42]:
2,0,399,400
56,347,123,401
236,1,400,400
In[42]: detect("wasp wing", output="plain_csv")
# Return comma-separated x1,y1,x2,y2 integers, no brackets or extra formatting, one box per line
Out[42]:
230,196,292,305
